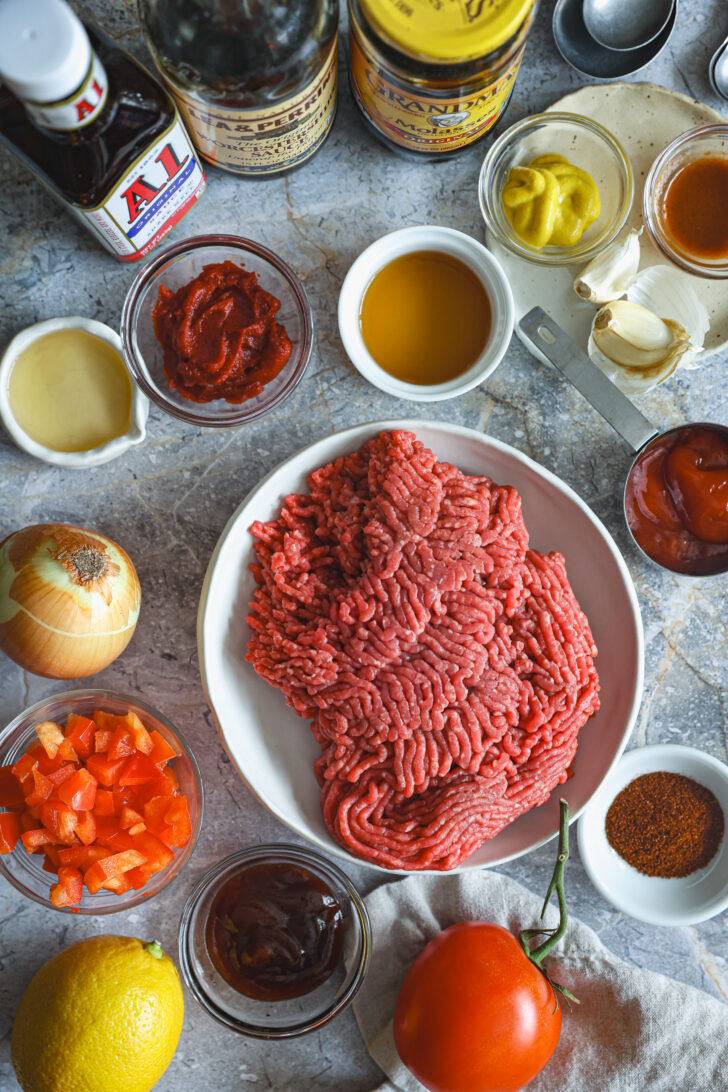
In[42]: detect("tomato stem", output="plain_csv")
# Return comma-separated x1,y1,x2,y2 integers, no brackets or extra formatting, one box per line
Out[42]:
519,799,579,1005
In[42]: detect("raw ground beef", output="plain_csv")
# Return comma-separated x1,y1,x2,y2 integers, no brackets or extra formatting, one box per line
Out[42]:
246,430,600,870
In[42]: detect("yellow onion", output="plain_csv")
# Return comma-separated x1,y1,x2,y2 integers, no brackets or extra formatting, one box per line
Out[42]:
0,523,141,679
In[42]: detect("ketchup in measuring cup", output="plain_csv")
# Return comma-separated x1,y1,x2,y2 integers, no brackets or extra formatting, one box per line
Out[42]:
625,424,728,575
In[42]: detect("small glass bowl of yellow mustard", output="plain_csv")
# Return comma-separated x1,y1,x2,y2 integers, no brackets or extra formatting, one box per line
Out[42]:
479,112,633,266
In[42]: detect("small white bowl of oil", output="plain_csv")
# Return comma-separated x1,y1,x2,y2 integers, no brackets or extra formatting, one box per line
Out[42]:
338,225,514,402
0,316,148,468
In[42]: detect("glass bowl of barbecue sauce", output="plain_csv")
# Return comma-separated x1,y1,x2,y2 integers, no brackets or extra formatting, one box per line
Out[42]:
178,844,371,1037
644,124,728,279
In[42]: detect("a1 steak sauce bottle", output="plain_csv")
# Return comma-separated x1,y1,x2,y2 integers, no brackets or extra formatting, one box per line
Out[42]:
0,0,206,261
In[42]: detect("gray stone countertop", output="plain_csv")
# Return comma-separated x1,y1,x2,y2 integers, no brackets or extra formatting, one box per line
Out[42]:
1,1,727,1089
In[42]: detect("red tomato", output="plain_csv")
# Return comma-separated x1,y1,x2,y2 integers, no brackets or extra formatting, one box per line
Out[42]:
394,921,562,1092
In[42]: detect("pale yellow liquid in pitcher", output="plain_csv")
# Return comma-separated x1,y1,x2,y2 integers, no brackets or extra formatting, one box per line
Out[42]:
9,329,133,452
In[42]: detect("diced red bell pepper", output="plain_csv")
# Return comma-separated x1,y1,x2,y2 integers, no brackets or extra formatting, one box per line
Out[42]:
165,796,192,848
40,800,78,844
12,753,37,793
84,849,146,894
125,711,154,755
0,812,21,853
21,828,58,852
86,753,127,788
118,754,160,787
126,865,155,891
93,788,116,817
49,866,83,907
24,767,54,808
147,730,176,767
64,714,96,759
28,744,65,776
57,768,97,811
94,814,122,845
0,766,25,809
102,874,132,895
94,729,113,753
107,727,135,762
75,810,97,846
120,805,144,829
42,851,59,874
143,796,175,843
103,829,138,853
132,829,175,872
46,763,77,788
35,721,65,759
58,844,110,869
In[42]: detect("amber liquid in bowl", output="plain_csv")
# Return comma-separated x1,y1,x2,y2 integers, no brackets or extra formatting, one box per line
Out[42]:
663,157,728,260
359,251,492,385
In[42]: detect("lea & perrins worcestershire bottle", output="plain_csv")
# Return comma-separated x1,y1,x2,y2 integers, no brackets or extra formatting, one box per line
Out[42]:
0,0,206,260
137,0,339,177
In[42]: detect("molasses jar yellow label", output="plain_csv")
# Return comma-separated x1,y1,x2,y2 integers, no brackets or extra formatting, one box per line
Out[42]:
348,0,536,156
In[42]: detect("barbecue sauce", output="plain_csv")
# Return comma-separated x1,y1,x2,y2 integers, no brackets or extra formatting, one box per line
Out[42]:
625,424,728,575
206,862,344,1001
0,0,206,260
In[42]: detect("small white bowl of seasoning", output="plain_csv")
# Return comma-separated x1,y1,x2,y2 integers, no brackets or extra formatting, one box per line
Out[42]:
338,226,514,402
578,744,728,926
0,317,148,468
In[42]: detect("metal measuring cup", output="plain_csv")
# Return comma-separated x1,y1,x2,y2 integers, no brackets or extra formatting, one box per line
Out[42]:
517,307,728,576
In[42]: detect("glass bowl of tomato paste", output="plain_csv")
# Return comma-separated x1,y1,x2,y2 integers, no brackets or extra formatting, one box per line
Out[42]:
0,689,203,914
121,234,314,426
178,844,371,1037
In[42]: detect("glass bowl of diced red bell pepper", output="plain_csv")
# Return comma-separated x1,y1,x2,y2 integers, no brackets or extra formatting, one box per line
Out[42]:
0,689,203,914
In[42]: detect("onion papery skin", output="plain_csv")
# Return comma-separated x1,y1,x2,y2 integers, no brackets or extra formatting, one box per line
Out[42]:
0,524,141,679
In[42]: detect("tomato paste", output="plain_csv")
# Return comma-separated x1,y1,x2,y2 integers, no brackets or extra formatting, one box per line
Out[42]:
625,424,728,575
152,260,292,403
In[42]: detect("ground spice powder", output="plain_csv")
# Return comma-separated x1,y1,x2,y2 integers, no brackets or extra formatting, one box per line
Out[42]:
605,771,724,878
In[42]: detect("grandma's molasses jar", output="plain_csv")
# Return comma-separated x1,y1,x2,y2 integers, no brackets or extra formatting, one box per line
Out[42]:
348,0,537,159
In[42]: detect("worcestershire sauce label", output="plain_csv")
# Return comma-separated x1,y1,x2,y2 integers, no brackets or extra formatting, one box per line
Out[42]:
349,33,523,153
75,117,206,260
169,39,338,175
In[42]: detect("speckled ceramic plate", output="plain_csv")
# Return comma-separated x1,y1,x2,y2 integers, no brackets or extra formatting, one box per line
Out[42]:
197,420,644,875
487,83,728,357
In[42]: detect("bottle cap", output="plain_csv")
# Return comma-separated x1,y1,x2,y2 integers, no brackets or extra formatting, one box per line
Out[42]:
359,0,534,63
0,0,91,104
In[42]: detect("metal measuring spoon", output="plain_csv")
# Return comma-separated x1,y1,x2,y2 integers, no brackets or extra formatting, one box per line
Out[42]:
709,35,728,101
583,0,674,51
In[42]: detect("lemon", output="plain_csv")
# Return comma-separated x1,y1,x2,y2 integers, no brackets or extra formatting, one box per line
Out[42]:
11,935,184,1092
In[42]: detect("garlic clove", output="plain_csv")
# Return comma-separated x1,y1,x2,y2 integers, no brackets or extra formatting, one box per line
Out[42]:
591,300,690,367
573,228,642,305
588,299,700,394
587,330,686,395
626,265,709,350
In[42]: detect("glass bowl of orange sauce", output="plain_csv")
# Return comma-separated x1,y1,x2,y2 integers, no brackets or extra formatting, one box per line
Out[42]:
178,843,371,1037
643,124,728,279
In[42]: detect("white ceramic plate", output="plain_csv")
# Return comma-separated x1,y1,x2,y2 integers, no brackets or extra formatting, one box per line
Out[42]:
198,420,644,873
578,745,728,925
488,82,728,357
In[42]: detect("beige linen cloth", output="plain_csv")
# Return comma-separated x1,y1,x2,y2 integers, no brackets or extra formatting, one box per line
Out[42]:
352,871,728,1092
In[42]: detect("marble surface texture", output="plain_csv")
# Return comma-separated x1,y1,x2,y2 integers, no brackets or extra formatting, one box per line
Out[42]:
1,1,727,1090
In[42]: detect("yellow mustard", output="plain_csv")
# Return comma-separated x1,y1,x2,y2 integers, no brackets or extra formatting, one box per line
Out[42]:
502,154,601,249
